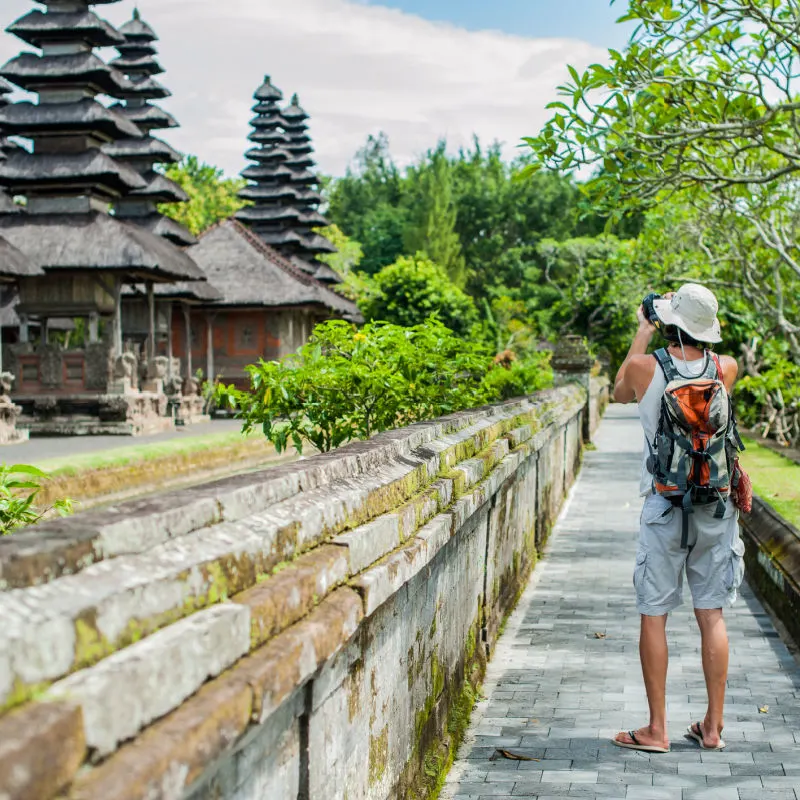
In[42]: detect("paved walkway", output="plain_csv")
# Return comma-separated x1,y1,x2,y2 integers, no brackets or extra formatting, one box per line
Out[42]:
443,404,800,800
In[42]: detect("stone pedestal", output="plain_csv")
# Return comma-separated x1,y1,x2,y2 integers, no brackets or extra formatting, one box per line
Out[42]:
552,335,594,441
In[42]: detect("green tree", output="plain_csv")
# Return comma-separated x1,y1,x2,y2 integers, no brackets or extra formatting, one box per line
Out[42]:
404,145,466,286
524,0,800,213
325,134,410,275
160,155,247,236
360,254,478,337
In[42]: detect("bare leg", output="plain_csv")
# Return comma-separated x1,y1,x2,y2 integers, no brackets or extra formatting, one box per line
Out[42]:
614,613,670,749
694,608,728,746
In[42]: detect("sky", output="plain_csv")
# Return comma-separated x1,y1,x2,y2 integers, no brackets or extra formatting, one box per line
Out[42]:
0,1,630,179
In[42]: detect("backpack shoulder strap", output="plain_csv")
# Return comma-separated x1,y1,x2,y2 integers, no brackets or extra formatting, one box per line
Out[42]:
654,348,679,382
710,352,724,382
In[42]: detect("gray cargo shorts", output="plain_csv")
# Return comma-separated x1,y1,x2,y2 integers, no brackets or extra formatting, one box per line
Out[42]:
634,493,745,616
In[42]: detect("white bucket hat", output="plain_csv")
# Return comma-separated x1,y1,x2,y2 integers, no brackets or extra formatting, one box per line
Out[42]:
652,283,722,343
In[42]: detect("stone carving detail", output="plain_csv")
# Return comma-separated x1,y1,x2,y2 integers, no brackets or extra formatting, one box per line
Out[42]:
114,352,138,381
37,344,63,388
0,371,13,404
85,343,113,391
182,376,199,397
109,352,139,395
147,356,168,380
0,371,25,444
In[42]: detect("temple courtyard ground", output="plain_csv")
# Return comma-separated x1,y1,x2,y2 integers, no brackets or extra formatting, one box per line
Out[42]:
443,404,800,800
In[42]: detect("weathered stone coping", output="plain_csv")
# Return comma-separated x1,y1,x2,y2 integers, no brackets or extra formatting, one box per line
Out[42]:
740,494,800,648
0,386,589,800
0,395,542,591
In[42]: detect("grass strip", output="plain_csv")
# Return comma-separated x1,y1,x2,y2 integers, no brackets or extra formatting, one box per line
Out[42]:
38,429,262,476
741,436,800,529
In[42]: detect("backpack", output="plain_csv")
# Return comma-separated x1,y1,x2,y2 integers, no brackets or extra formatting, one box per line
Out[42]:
646,348,744,548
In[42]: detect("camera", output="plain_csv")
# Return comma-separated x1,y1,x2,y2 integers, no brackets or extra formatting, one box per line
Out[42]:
642,293,662,327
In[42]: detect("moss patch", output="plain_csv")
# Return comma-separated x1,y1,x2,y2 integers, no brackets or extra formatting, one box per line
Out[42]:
369,725,389,786
741,437,800,529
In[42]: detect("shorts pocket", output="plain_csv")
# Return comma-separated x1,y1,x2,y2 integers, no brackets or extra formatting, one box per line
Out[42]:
726,536,746,598
642,496,674,526
633,550,648,591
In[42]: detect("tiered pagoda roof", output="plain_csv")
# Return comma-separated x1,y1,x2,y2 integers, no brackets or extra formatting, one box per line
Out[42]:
0,0,204,285
0,78,20,215
236,77,340,284
106,9,196,248
0,78,40,278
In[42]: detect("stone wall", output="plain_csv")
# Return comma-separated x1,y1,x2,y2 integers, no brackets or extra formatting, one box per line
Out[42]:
0,382,601,800
739,496,800,648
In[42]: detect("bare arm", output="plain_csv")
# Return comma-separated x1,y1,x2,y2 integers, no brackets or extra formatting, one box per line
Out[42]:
614,306,656,404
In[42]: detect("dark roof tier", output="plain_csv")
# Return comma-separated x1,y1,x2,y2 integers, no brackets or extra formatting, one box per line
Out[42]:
241,163,294,182
103,137,181,164
249,114,286,130
1,52,130,96
285,168,318,186
311,262,344,284
0,235,43,279
300,232,338,254
238,184,300,202
118,9,158,42
7,9,124,48
235,206,301,224
282,96,309,124
110,102,177,131
0,211,207,283
285,153,315,170
116,40,157,57
248,129,291,145
0,99,142,140
109,54,163,76
184,219,358,319
298,210,330,227
116,76,170,101
244,146,293,164
284,140,314,156
252,229,305,247
125,213,198,248
0,149,146,197
127,172,189,203
253,76,283,103
252,101,285,116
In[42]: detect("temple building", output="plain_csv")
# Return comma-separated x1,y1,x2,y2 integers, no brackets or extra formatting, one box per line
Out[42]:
236,77,339,285
0,0,209,435
172,219,359,390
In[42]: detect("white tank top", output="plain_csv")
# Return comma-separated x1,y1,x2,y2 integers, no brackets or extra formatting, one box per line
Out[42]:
637,351,717,496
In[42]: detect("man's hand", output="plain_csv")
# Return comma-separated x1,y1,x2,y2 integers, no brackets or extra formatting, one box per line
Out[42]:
637,304,656,337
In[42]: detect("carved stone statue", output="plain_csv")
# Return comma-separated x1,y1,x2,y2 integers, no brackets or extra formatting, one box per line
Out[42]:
0,371,13,405
113,352,138,381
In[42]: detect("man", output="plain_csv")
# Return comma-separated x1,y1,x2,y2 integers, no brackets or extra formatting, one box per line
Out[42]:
611,283,745,753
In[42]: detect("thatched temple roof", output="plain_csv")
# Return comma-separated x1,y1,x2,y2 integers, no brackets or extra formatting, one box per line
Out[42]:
182,219,358,319
0,212,207,282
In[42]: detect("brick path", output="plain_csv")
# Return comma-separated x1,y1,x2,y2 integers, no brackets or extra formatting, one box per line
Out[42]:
443,404,800,800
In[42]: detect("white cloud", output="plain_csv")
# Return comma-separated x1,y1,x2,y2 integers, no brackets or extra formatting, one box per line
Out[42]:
0,0,606,177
